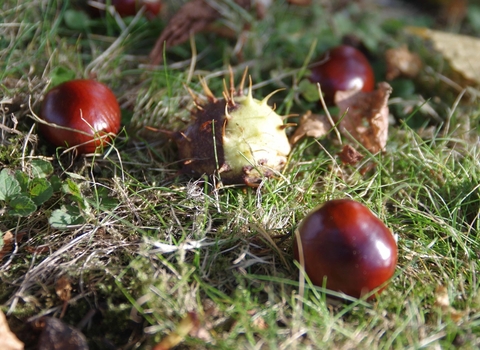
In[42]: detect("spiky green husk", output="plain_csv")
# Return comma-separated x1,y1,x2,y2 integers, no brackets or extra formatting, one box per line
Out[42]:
175,78,291,187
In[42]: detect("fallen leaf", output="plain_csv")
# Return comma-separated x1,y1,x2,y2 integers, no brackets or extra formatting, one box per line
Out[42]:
385,45,423,80
55,276,73,319
247,310,268,331
289,110,331,145
335,82,392,153
149,0,251,65
0,231,26,260
0,310,24,350
24,245,50,254
338,144,364,165
434,285,450,308
434,285,466,323
437,0,467,27
199,298,223,339
406,27,480,85
153,312,201,350
0,231,14,260
34,317,88,350
188,313,212,343
202,299,220,319
55,277,72,302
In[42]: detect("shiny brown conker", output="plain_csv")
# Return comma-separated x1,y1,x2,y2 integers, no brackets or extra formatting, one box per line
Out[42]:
86,0,162,19
112,0,162,19
293,199,397,299
39,79,121,154
309,45,375,105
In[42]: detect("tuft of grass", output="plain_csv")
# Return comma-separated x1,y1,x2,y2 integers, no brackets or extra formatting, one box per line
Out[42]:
1,0,480,349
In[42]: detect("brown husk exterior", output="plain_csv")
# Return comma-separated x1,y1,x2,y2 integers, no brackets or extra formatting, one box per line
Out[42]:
175,99,233,184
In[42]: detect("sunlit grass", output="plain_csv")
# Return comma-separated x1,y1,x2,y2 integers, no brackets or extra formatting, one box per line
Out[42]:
1,0,479,349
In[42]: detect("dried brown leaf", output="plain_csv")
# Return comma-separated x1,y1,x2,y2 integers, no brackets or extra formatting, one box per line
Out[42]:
202,299,220,319
55,277,72,302
385,45,422,80
0,231,14,260
201,298,221,334
289,110,330,145
338,144,364,165
335,82,392,153
251,315,268,330
0,231,26,260
406,27,480,85
449,309,466,323
0,310,24,350
149,0,251,65
24,245,50,254
244,309,268,330
434,285,450,308
438,0,467,27
434,285,466,323
55,276,73,319
35,317,88,350
153,312,200,350
188,313,212,343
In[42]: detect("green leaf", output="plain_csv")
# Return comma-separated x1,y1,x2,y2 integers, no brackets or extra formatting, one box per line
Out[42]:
49,66,77,88
31,159,54,178
28,178,53,206
9,195,37,216
49,205,84,229
90,195,119,211
121,109,134,126
93,187,120,210
63,9,91,31
298,79,321,103
62,179,88,210
49,175,62,193
99,197,119,210
14,171,29,193
467,5,480,33
390,79,416,99
62,178,83,200
0,169,21,201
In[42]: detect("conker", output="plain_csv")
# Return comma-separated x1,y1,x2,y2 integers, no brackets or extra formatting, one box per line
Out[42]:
86,0,162,19
39,79,121,154
112,0,161,19
293,199,397,299
309,45,375,104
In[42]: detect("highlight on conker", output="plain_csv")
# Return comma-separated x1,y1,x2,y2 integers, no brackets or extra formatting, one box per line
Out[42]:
309,45,375,105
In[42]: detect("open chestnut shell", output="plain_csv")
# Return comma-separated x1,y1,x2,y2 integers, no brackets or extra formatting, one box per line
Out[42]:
294,199,397,299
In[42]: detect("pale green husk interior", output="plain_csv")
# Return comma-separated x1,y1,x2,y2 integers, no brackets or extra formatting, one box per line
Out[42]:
222,92,291,178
